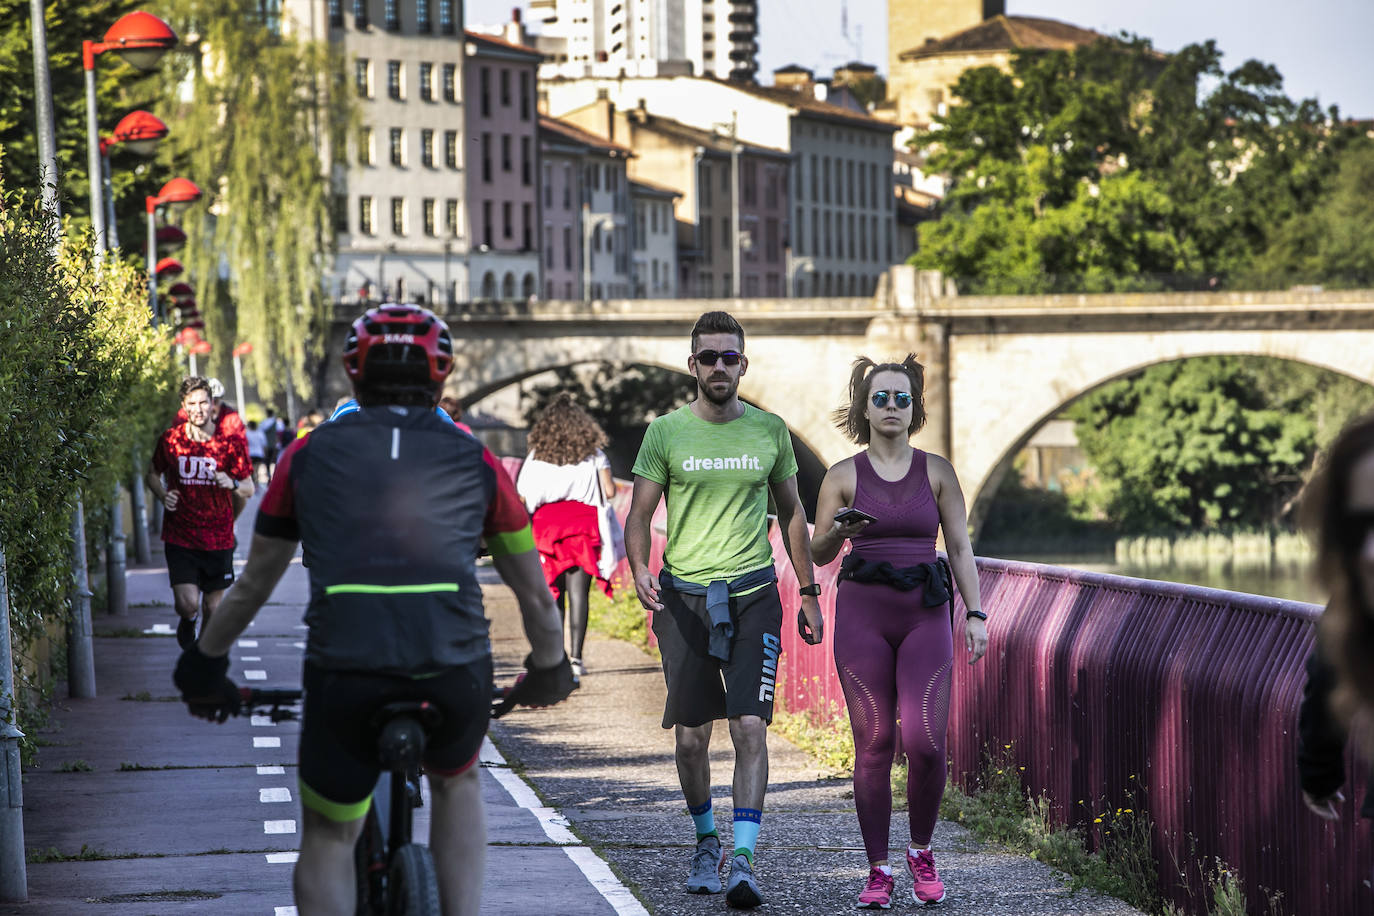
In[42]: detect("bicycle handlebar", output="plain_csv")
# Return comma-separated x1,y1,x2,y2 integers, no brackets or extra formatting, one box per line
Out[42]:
237,686,303,721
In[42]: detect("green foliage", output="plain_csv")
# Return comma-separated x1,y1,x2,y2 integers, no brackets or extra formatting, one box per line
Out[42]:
0,182,177,709
155,0,353,402
1066,358,1374,532
914,38,1356,290
586,584,653,652
0,0,166,248
770,694,855,777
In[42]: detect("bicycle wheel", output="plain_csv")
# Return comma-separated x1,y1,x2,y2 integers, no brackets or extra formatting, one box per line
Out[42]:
354,806,386,916
388,843,441,916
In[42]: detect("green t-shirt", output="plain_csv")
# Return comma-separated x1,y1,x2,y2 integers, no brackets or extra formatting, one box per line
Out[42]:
632,403,798,585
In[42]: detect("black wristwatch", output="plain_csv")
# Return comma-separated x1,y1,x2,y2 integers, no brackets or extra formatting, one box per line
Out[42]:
799,583,821,597
965,609,988,621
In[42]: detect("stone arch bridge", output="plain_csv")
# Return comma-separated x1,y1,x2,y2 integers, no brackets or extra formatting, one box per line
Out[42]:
325,277,1374,528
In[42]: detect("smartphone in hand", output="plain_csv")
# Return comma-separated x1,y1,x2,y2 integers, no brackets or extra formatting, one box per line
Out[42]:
834,507,877,525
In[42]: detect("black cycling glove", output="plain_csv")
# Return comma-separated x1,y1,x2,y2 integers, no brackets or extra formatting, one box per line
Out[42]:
491,653,579,719
174,643,241,724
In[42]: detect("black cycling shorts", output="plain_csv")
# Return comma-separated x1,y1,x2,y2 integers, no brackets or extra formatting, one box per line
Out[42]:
298,657,493,822
651,580,784,729
164,542,235,593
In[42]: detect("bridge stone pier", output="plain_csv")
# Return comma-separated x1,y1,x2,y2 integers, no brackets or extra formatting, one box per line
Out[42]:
325,271,1374,533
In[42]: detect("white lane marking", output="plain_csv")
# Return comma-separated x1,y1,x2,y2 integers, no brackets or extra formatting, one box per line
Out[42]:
242,656,262,661
481,737,647,914
243,669,267,680
295,624,308,630
145,623,173,634
260,787,292,803
264,819,296,834
274,906,298,915
254,737,282,748
238,639,259,647
391,427,400,459
258,765,286,775
250,715,276,727
565,847,651,916
292,641,305,649
267,852,299,864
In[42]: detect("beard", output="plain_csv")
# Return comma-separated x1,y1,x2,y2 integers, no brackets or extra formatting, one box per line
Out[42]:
698,373,738,405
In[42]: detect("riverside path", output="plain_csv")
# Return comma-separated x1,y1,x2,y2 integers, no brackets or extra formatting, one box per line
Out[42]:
11,492,1144,915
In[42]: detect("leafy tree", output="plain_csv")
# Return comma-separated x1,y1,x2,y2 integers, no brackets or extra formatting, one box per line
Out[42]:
156,0,352,403
913,38,1355,291
0,0,166,248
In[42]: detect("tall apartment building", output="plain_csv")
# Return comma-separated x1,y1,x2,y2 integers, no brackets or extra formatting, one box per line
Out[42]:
527,0,758,81
465,31,543,301
284,0,469,308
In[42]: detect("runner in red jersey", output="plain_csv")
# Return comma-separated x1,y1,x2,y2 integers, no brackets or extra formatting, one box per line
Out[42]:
147,377,255,648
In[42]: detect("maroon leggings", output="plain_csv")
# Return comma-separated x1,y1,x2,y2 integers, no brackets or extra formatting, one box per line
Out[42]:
834,580,953,862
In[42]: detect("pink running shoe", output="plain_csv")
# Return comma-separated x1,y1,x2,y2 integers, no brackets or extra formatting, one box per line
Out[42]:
907,848,946,904
856,866,894,909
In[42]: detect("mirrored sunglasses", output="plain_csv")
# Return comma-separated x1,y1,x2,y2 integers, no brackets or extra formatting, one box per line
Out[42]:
694,349,743,367
871,390,913,409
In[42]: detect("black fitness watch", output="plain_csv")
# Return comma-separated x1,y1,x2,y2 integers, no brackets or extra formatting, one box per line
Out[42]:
965,609,988,621
799,583,821,597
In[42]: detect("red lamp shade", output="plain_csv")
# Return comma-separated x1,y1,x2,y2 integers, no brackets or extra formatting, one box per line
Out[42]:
156,225,187,251
156,177,202,205
232,342,253,358
167,282,194,298
103,11,178,71
174,327,200,346
155,256,184,277
111,110,168,156
191,340,213,355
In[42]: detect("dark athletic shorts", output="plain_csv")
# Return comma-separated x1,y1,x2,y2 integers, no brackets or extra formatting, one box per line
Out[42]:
164,542,235,593
651,579,784,729
298,657,493,822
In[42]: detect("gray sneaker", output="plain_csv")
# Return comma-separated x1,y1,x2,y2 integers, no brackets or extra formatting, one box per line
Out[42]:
725,853,763,908
686,834,723,894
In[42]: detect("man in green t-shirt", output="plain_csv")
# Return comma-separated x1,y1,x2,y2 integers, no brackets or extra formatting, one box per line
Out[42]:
627,310,824,909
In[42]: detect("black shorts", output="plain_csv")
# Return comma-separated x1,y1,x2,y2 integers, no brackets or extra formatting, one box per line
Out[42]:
164,542,235,593
651,580,784,729
298,657,493,822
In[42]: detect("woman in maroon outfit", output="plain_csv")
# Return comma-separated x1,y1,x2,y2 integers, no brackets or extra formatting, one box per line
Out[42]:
812,355,989,909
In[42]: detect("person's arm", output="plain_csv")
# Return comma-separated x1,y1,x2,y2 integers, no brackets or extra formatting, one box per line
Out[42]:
1297,638,1348,819
929,453,987,664
145,465,178,511
769,474,823,645
490,548,564,669
198,534,298,655
626,476,665,611
811,460,867,567
599,466,615,502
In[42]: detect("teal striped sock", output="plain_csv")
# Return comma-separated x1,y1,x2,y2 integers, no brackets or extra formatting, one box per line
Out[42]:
732,808,762,862
688,799,716,841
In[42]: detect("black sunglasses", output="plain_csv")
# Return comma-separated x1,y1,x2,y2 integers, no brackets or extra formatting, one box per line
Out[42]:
694,349,743,367
1339,510,1374,550
871,390,913,409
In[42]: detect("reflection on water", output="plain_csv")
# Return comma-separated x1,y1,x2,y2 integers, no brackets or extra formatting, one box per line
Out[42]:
991,553,1327,606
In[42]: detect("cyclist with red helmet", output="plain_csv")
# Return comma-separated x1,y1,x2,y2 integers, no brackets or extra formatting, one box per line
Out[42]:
173,304,575,916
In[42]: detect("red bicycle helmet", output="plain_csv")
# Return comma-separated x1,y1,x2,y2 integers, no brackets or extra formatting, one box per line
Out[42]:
342,303,453,388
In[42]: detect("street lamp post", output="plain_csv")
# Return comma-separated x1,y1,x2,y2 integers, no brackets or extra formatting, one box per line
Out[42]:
83,11,178,264
145,178,201,323
785,248,816,299
99,110,168,250
581,204,616,302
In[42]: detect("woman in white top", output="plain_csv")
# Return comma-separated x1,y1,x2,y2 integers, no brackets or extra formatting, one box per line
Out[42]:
517,393,616,676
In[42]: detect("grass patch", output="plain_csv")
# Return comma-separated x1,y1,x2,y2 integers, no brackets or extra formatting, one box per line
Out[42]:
27,845,138,863
102,628,167,639
587,582,656,655
120,691,178,702
85,890,222,903
55,759,93,773
771,699,855,777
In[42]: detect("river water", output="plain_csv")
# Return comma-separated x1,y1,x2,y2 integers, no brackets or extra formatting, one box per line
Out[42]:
991,553,1327,607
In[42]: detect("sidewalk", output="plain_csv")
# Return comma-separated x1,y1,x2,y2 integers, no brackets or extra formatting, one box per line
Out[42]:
12,499,1145,914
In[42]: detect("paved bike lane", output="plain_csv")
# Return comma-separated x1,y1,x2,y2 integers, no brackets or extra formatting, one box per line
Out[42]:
8,496,639,916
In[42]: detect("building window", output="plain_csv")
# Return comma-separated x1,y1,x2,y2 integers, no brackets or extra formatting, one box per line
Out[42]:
439,0,454,33
822,156,829,203
419,62,433,101
359,195,374,235
353,0,368,29
543,163,552,206
391,197,406,235
544,225,554,267
499,70,510,106
848,213,856,259
700,162,711,207
355,59,372,97
563,225,572,269
387,60,402,100
445,199,459,236
444,130,457,168
333,193,348,232
417,0,431,32
502,201,513,239
329,0,343,27
389,127,403,166
501,134,512,172
384,0,399,30
358,127,373,165
482,201,493,247
520,72,531,120
795,208,804,255
563,164,571,208
847,161,855,207
421,129,434,167
702,219,712,263
481,133,492,182
811,207,818,256
742,161,756,206
810,154,818,200
442,64,456,102
423,198,436,235
823,211,831,257
796,156,805,202
479,68,490,117
721,217,729,250
520,137,531,185
765,218,779,263
523,203,532,249
858,215,867,261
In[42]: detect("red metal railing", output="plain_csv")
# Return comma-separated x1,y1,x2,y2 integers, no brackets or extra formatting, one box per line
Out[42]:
498,456,1368,914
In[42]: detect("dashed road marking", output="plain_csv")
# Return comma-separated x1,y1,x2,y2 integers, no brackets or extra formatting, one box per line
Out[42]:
264,819,296,834
274,906,298,915
258,765,286,775
243,669,267,681
251,715,276,727
242,656,262,661
267,852,299,864
260,787,292,803
254,737,282,748
238,639,259,647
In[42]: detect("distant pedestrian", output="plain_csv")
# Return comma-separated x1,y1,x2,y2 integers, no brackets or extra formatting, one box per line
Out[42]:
811,355,988,909
625,310,824,909
146,376,255,648
260,408,281,477
245,420,268,484
517,393,617,677
1297,411,1374,832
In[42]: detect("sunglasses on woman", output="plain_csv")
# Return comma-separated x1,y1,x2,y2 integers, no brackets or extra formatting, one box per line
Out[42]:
694,349,743,367
871,390,913,409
